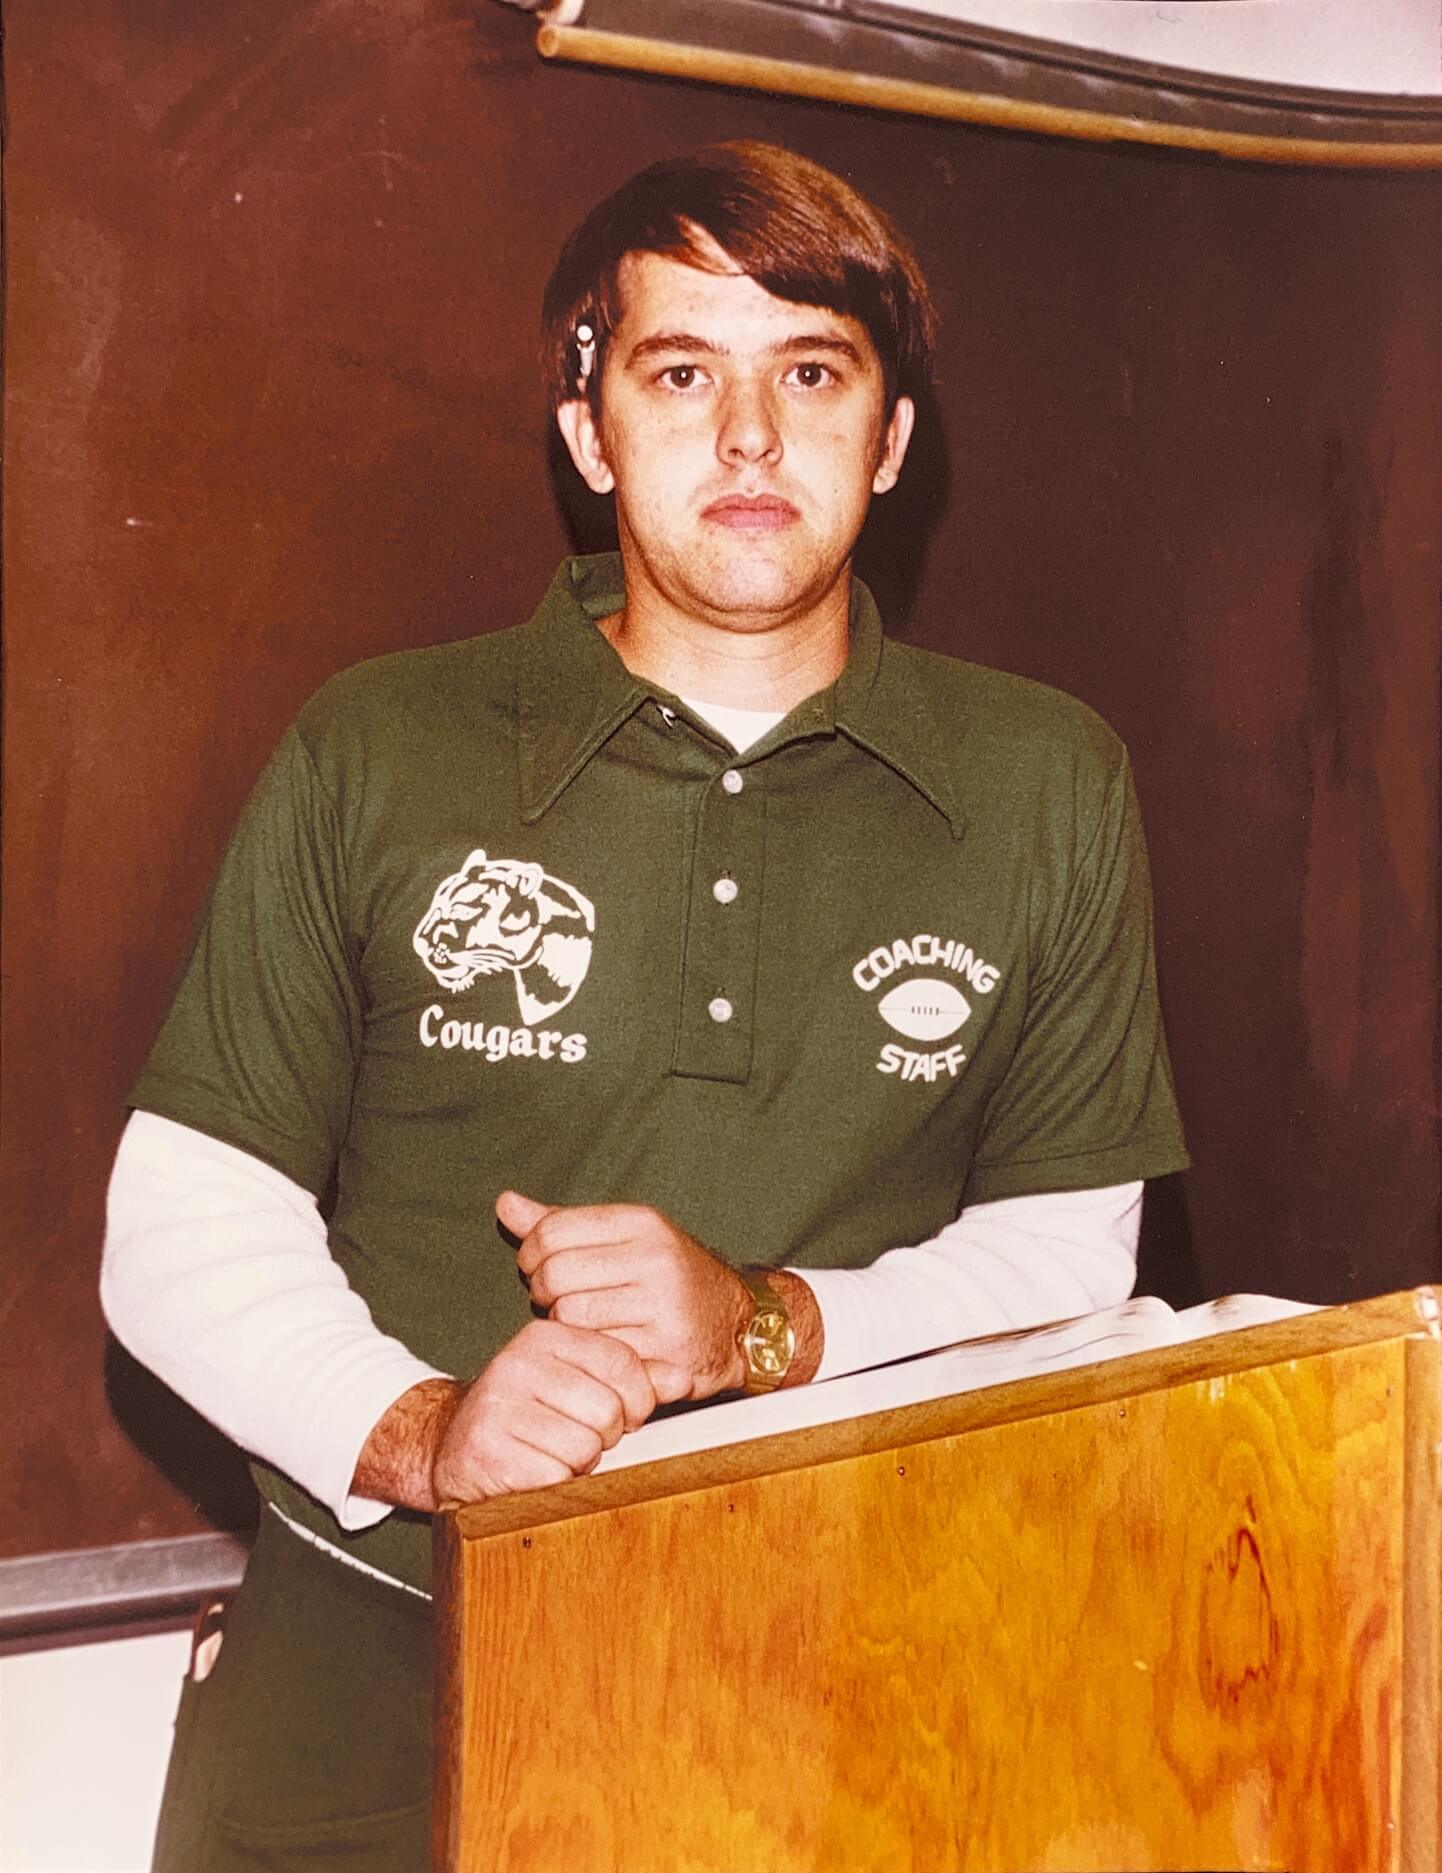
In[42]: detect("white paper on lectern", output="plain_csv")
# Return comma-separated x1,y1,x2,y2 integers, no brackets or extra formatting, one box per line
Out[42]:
594,1293,1319,1476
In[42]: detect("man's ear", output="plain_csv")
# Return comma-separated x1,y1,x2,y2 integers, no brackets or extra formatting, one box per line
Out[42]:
556,398,615,496
872,395,916,496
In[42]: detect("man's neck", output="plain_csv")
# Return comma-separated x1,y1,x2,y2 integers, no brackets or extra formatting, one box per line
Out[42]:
597,580,852,712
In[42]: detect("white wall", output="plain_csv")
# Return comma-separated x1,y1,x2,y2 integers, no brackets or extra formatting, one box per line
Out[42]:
892,0,1442,93
0,1630,188,1873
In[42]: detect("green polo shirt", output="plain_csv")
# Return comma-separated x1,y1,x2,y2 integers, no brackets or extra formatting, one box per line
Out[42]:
133,553,1187,1592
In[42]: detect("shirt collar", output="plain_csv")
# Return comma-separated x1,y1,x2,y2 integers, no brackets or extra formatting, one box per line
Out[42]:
516,556,648,824
516,553,965,837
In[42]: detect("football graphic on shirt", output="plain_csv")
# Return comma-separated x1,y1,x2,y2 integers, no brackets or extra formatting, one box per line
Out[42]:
877,977,971,1042
413,851,595,1025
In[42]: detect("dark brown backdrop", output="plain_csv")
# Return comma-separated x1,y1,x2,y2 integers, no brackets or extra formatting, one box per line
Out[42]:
4,0,1439,1560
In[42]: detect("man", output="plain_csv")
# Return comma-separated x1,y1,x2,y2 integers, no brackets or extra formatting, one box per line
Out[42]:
104,141,1187,1869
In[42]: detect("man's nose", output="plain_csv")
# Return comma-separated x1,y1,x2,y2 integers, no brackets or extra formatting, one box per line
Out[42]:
716,380,782,467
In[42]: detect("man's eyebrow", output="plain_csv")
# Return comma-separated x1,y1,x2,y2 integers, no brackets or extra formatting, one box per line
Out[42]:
774,334,867,366
622,331,868,367
624,332,726,365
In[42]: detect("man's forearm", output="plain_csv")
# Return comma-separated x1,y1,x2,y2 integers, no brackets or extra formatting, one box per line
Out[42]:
351,1377,466,1513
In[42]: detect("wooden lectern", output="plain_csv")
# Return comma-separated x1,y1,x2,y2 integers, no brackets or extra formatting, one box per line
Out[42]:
434,1289,1440,1871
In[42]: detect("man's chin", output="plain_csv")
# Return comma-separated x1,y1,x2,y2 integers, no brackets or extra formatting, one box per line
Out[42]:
682,560,840,629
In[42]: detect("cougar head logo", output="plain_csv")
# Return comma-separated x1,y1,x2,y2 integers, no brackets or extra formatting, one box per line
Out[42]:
413,850,595,1026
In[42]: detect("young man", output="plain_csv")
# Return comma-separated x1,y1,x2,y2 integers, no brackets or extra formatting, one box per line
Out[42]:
104,142,1186,1868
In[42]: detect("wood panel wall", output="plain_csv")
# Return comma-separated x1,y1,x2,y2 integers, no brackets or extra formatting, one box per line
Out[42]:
3,0,1438,1560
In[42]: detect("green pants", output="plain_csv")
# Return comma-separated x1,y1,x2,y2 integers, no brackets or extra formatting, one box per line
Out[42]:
153,1510,433,1871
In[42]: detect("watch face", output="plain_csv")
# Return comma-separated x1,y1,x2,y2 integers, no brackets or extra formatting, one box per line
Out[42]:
743,1304,795,1380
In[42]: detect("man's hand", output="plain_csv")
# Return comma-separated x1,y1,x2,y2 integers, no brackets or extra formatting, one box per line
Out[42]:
352,1320,656,1512
498,1192,751,1404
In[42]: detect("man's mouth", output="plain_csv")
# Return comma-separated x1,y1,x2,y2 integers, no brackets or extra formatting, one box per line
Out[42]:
700,494,800,532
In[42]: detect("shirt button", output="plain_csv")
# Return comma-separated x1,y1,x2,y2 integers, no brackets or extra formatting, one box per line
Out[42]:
712,877,738,905
721,769,744,795
708,996,734,1024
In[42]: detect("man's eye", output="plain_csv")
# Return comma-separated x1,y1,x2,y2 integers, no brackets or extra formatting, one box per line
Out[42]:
788,362,835,389
660,364,704,390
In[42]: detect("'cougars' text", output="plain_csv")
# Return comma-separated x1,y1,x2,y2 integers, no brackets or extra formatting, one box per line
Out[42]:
419,1005,587,1062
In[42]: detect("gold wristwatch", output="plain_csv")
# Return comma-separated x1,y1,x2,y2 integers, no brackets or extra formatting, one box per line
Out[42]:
737,1267,795,1394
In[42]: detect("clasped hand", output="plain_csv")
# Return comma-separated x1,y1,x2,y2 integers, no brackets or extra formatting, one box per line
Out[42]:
499,1190,750,1405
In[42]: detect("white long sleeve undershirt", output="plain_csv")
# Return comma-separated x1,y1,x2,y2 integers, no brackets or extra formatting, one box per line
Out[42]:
801,1180,1141,1382
101,1111,1141,1531
102,1114,436,1533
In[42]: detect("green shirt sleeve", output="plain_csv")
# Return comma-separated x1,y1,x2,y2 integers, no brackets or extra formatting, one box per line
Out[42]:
964,752,1187,1202
129,724,361,1196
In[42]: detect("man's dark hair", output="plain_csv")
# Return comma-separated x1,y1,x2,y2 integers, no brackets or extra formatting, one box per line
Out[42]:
541,141,936,419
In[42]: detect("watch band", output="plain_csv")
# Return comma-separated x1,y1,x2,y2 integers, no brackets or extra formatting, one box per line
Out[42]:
737,1266,796,1394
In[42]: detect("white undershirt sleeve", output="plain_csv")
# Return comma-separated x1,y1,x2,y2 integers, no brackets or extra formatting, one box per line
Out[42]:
101,1111,446,1531
796,1182,1143,1384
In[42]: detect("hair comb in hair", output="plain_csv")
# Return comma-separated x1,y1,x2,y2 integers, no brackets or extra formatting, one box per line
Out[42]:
575,322,596,389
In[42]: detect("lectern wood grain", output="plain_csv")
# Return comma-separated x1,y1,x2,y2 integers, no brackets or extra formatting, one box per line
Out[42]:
436,1295,1440,1872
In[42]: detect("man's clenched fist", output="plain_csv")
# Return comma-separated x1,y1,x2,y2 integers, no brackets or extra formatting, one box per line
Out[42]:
432,1318,657,1502
498,1192,751,1403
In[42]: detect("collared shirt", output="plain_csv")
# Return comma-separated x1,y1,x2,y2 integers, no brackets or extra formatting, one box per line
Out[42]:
132,553,1186,1591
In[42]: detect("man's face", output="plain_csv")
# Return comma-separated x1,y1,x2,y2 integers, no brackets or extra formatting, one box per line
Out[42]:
557,247,914,635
